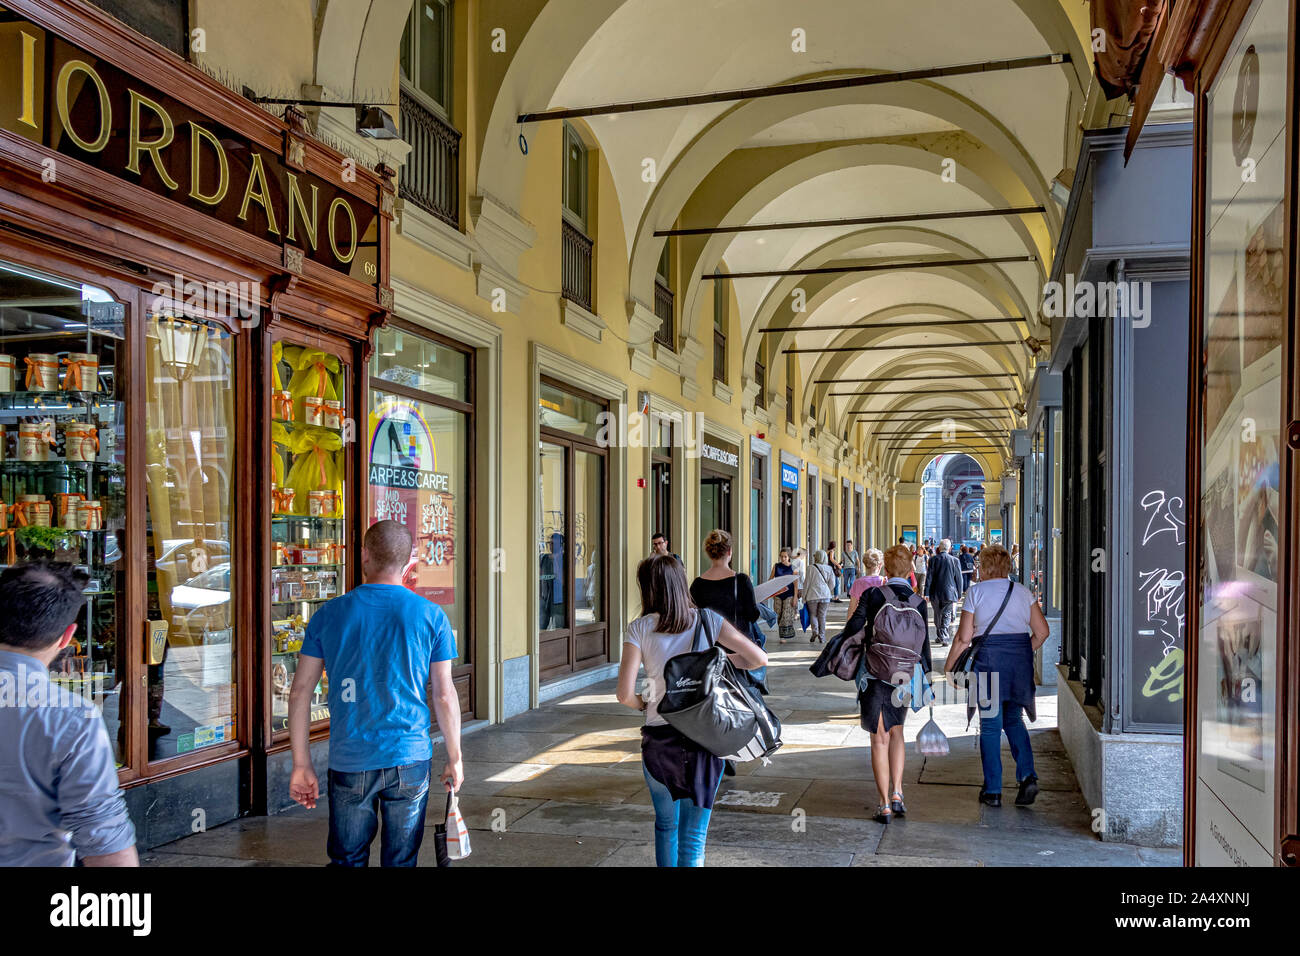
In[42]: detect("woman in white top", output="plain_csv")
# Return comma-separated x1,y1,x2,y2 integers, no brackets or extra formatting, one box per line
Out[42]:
911,548,928,603
802,549,836,643
944,544,1050,809
617,554,766,867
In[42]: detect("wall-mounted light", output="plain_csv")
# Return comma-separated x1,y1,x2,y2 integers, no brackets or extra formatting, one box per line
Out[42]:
1024,336,1045,355
357,106,399,139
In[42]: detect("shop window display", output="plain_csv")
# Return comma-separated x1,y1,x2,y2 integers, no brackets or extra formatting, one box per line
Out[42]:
0,261,126,762
269,338,350,733
144,312,237,761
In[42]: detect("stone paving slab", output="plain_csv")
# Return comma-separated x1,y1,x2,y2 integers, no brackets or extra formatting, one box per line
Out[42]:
456,761,551,795
598,842,856,867
875,820,1145,866
755,744,874,780
453,730,577,764
917,751,1078,791
852,852,982,867
796,779,985,824
453,830,625,867
152,815,330,866
497,764,648,804
455,794,548,831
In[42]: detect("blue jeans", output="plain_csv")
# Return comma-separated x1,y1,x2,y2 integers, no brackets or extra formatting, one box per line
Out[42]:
977,702,1036,794
643,764,718,867
327,759,432,866
842,568,857,594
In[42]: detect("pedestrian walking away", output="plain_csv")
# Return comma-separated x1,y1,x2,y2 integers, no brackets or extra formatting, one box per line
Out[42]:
827,541,844,601
690,529,766,696
617,554,767,867
289,520,463,867
803,549,837,642
944,544,1051,808
842,539,861,596
846,547,886,622
842,544,932,823
0,561,138,867
927,539,964,646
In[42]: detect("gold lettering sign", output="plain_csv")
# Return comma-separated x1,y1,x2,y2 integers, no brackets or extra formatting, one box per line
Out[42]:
238,153,280,236
18,31,37,129
328,196,356,264
286,173,318,249
5,21,379,284
126,89,180,190
189,122,229,206
55,58,110,153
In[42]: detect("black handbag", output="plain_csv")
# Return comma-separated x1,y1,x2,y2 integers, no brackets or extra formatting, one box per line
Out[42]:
658,610,782,761
951,579,1015,679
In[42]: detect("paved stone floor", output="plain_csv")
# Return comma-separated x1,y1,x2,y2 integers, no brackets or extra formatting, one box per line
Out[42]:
145,602,1181,867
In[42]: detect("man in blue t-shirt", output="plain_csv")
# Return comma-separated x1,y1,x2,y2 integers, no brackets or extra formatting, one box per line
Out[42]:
289,520,462,867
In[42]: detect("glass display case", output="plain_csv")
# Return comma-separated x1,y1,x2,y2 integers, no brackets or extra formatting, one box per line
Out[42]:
269,335,350,734
0,260,127,763
143,310,238,762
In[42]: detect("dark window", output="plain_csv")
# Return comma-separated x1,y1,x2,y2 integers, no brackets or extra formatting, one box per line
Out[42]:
400,1,453,117
713,279,727,382
562,123,589,230
754,360,767,409
88,0,187,57
654,243,675,352
786,385,794,425
398,2,460,228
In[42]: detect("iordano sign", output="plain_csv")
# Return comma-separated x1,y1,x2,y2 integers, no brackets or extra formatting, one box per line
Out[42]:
0,18,380,284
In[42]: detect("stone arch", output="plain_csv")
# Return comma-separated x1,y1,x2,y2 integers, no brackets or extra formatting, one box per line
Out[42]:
677,138,1051,348
474,0,1088,263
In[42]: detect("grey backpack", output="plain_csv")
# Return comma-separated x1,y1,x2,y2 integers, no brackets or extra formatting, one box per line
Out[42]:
865,588,927,682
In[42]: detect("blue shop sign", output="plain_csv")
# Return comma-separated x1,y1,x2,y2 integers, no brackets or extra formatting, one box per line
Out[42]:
780,463,800,489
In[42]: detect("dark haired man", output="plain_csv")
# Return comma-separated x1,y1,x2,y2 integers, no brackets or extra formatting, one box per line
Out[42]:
289,520,462,866
0,561,137,866
649,531,682,565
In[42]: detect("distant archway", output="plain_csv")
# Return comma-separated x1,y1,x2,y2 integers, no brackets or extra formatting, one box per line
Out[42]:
920,453,985,545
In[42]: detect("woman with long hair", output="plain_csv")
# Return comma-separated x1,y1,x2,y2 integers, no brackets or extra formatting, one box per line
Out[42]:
842,544,932,823
616,554,767,866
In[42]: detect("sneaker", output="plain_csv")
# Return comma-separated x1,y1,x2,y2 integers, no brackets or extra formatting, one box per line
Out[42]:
1015,775,1039,806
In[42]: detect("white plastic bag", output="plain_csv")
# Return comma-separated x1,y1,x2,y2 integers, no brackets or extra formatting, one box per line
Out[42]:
916,707,950,756
446,792,472,860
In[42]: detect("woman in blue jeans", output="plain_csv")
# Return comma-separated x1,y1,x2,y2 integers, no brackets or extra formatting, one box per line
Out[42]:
617,554,768,866
944,544,1050,808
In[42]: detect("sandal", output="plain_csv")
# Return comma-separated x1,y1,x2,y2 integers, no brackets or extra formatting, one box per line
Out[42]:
873,804,892,824
890,791,906,816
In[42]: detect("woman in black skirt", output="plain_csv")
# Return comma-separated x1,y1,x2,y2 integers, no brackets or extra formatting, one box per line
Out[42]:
842,543,933,823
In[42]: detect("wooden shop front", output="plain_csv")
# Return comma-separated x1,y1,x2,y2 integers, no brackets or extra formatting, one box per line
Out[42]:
0,0,393,844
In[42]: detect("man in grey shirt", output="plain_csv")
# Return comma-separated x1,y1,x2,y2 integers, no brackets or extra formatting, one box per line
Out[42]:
0,561,137,866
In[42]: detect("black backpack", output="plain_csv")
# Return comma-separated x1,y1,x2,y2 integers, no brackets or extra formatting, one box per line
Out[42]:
658,611,782,762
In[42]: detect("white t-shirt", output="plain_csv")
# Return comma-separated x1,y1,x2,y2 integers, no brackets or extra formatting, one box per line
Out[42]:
624,609,727,726
962,578,1036,635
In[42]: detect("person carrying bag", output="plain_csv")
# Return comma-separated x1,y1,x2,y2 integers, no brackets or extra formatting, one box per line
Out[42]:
944,545,1051,808
615,554,769,867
